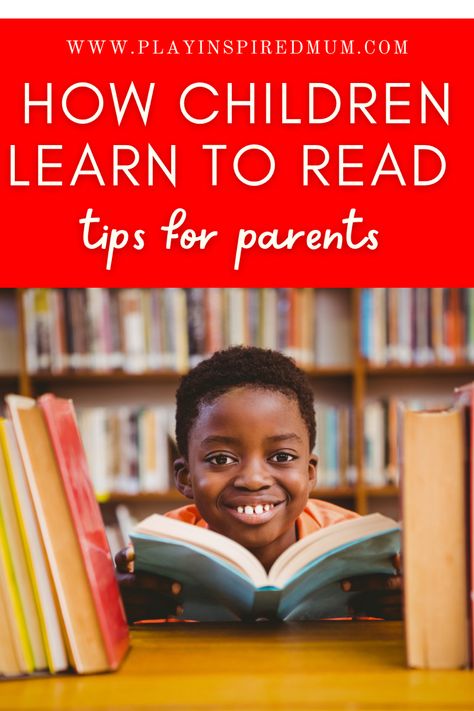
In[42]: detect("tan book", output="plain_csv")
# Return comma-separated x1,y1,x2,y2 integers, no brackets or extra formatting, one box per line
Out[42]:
402,407,469,669
6,395,111,674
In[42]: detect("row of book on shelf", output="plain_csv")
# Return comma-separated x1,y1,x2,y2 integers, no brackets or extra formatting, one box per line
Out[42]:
20,287,352,374
360,288,474,365
76,399,450,497
0,393,129,678
77,402,358,496
5,287,474,377
8,287,474,376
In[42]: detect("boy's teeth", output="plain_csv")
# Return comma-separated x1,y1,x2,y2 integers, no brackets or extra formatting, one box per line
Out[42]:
235,504,274,515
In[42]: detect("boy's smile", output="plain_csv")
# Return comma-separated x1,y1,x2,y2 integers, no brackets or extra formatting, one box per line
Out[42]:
176,386,317,570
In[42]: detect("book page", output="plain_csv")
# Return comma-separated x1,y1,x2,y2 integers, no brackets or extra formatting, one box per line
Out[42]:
269,513,399,586
135,514,268,586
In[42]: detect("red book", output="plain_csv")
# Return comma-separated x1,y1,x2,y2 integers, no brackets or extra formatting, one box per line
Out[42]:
38,394,129,670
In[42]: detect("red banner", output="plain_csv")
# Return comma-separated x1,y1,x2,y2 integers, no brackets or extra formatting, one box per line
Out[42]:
0,19,472,286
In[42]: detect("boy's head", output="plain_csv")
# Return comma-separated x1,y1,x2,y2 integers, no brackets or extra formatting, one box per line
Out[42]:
175,346,316,458
174,347,317,569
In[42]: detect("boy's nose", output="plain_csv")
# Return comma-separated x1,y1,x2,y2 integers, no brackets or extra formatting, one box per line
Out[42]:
234,461,272,489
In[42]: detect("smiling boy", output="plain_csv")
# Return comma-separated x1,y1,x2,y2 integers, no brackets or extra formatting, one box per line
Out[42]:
117,346,401,622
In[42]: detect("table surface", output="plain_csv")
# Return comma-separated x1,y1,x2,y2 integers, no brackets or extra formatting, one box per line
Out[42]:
2,621,474,710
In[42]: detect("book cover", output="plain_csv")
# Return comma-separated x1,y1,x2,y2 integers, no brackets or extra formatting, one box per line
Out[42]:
38,393,130,670
401,406,469,669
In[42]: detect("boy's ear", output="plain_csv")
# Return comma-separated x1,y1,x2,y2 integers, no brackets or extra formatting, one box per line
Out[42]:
308,454,318,491
174,457,193,499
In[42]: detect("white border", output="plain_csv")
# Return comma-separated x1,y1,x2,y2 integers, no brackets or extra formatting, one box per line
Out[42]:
2,1,473,19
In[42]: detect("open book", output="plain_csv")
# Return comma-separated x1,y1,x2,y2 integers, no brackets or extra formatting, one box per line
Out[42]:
131,512,400,621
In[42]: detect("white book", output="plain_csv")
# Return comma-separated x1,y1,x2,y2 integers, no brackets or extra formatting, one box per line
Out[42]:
397,288,412,366
260,288,278,351
119,289,147,373
314,289,352,367
78,408,109,497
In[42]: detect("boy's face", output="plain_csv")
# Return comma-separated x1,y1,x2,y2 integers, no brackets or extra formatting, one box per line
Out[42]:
176,386,317,570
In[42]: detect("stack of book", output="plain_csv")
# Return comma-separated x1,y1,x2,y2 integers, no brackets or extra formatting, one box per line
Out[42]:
401,383,474,669
0,393,129,679
360,288,474,366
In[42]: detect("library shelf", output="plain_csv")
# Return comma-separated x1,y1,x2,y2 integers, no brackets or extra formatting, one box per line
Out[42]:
303,366,354,378
365,364,474,377
312,487,357,499
29,366,355,384
0,373,19,384
98,487,358,505
365,486,399,498
99,491,187,504
29,370,185,385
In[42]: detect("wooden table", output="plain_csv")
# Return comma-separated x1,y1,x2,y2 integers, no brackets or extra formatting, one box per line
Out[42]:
2,621,474,710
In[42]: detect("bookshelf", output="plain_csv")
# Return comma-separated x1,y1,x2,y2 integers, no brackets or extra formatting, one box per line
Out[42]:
1,287,473,519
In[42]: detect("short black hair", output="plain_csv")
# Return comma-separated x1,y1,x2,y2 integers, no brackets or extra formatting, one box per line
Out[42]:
175,346,316,457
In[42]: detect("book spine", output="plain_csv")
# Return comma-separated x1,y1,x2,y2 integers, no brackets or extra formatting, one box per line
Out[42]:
468,289,474,363
372,288,387,366
360,288,371,361
204,288,224,356
23,290,38,374
186,288,206,368
174,288,189,373
260,288,277,351
398,288,412,365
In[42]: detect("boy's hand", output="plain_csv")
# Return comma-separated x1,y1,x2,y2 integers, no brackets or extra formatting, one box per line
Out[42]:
115,545,184,624
340,553,403,620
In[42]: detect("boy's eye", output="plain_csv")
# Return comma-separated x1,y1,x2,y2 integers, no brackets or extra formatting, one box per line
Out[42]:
206,453,236,466
269,451,297,463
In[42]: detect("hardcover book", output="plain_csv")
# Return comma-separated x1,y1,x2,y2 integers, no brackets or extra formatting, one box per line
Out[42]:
402,406,469,669
38,394,130,670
